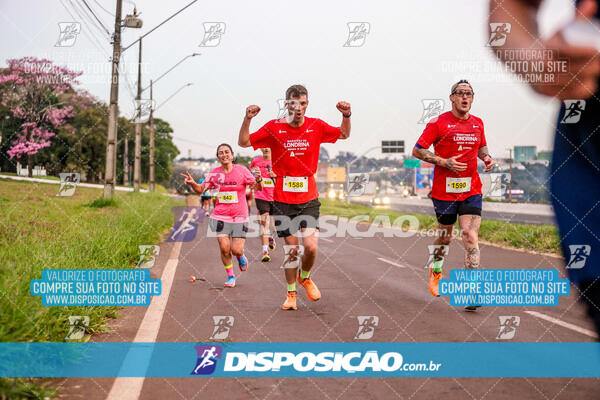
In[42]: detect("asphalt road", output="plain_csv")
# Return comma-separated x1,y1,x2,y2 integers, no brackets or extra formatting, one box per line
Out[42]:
59,212,598,400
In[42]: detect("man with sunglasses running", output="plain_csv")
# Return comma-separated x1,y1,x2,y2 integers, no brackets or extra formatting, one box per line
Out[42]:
412,79,494,311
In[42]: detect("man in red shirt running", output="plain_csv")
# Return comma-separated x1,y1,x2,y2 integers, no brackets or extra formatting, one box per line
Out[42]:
239,84,351,310
413,79,494,311
250,147,278,262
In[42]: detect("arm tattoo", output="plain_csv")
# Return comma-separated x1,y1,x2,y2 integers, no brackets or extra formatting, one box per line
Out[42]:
415,148,443,166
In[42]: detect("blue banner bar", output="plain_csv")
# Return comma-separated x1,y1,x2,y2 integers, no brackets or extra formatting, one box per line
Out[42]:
1,343,599,377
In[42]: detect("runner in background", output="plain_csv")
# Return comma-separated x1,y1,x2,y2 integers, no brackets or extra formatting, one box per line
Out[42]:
238,84,351,310
489,0,600,334
182,143,263,288
413,79,494,311
199,177,212,216
251,148,277,262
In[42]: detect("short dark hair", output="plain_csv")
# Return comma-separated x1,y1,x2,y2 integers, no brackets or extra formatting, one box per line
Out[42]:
285,84,308,100
451,79,474,95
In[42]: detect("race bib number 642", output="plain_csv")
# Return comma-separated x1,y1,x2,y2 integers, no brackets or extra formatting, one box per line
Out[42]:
218,191,238,203
283,176,308,193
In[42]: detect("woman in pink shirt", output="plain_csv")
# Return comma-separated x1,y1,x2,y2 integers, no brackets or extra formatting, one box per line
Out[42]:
182,143,263,287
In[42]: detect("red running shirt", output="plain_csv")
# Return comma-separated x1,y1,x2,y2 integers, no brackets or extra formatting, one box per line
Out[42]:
416,111,487,201
250,117,340,204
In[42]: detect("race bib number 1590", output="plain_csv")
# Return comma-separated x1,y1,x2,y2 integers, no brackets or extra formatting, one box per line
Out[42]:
446,177,472,193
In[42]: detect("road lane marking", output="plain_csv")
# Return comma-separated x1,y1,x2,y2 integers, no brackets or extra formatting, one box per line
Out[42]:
106,241,182,400
525,310,598,339
377,257,407,268
320,237,334,243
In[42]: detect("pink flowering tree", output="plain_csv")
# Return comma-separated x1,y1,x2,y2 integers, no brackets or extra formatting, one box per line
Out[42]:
0,57,82,176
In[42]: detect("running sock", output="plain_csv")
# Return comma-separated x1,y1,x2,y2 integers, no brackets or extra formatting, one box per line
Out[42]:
299,269,310,280
262,245,268,252
236,255,243,262
432,259,443,273
224,264,234,278
287,283,296,292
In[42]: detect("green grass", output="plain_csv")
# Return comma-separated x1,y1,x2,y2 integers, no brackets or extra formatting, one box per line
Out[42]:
0,378,57,400
84,197,118,208
320,198,560,255
0,179,184,343
0,180,184,398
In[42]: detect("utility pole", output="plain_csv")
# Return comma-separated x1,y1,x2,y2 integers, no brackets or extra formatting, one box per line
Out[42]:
133,39,143,192
103,0,123,199
123,133,128,185
149,79,155,192
507,147,513,202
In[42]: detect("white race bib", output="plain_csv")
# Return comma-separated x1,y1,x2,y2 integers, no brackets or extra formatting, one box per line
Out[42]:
262,178,275,188
218,191,238,203
446,177,472,193
283,176,308,193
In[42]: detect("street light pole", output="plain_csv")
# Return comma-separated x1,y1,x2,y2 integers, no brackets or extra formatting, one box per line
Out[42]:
149,79,155,192
154,83,193,112
103,0,123,199
133,38,143,192
506,147,513,202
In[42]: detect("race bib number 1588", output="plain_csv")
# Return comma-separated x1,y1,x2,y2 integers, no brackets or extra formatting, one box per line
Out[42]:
283,176,308,193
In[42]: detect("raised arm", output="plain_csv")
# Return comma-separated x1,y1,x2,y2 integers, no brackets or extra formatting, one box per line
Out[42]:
336,101,352,139
239,105,261,148
180,171,205,194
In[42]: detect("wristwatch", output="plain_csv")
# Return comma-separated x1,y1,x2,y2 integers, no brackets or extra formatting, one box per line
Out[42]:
343,112,352,118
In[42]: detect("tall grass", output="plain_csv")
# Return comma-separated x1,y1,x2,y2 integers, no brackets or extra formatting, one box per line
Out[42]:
0,179,183,342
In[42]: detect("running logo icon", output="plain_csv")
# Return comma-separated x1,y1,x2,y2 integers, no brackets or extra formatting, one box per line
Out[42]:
209,316,234,340
168,207,203,242
191,345,222,375
65,316,89,341
347,173,369,197
199,22,226,47
354,316,379,340
57,173,80,197
55,22,81,47
418,99,444,124
561,100,586,124
282,245,304,269
497,316,520,340
426,245,449,268
276,99,299,123
483,172,510,198
136,245,160,269
566,244,590,269
487,23,511,47
344,22,370,47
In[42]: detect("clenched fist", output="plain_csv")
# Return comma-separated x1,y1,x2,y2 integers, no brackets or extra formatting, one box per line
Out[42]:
245,105,261,119
336,101,351,115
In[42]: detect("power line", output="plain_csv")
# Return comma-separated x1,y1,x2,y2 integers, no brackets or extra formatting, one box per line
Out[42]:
59,0,109,57
68,0,110,40
81,0,111,35
91,0,114,16
122,0,199,52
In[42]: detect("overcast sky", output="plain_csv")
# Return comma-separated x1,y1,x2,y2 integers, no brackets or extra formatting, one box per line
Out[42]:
0,0,575,159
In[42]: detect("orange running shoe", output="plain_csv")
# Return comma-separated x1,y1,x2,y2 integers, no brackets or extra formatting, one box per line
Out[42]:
282,291,297,310
428,268,442,297
297,274,321,301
